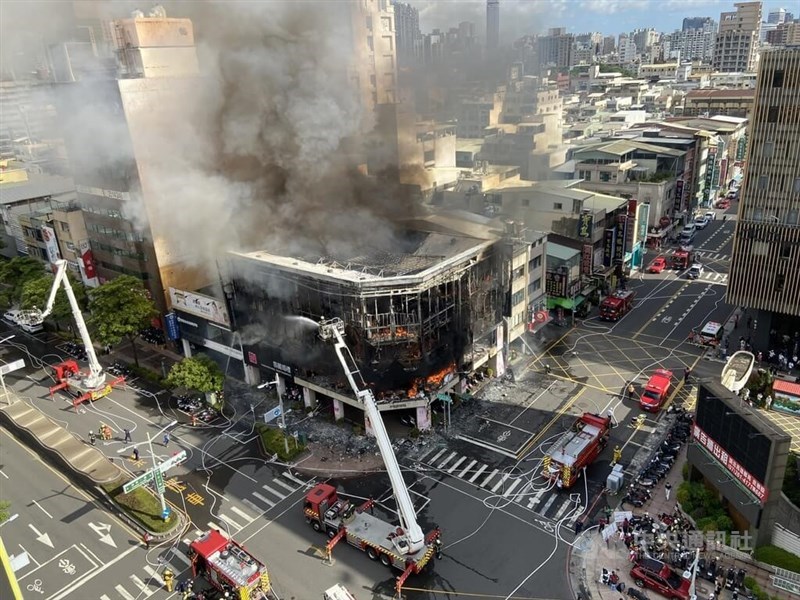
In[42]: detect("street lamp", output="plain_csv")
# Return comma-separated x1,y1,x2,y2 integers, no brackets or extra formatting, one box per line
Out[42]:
258,374,289,456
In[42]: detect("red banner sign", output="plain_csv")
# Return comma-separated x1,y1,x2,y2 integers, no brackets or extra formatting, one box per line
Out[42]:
692,423,768,503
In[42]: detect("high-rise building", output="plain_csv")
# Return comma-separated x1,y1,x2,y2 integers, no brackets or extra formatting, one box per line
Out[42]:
617,33,637,63
350,0,398,116
602,35,616,55
393,1,421,64
767,8,787,24
713,2,762,72
486,0,500,51
683,16,714,31
727,46,800,316
538,27,574,69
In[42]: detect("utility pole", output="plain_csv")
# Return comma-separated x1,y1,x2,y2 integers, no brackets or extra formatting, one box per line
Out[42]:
148,420,177,520
259,375,289,455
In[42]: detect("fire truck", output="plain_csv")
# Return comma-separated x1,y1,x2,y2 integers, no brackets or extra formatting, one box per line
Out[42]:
19,260,124,409
671,245,695,270
305,318,441,595
599,290,636,321
187,529,270,599
542,412,612,488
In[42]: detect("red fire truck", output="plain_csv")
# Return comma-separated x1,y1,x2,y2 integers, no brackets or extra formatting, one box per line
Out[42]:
599,290,636,321
671,246,695,270
187,529,271,599
542,413,612,488
639,369,673,412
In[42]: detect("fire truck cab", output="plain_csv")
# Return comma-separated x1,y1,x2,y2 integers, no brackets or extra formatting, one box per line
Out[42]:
542,413,612,488
639,369,673,412
671,246,694,270
188,530,270,599
599,290,635,321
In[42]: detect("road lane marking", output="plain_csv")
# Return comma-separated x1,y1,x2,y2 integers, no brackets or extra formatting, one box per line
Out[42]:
518,387,587,458
447,456,467,473
437,451,457,469
502,478,523,497
206,523,230,538
218,513,243,531
514,482,533,503
143,565,164,586
230,505,253,523
553,499,574,520
427,448,447,464
528,488,546,508
468,464,488,483
115,585,136,600
252,491,276,507
261,484,286,500
32,500,52,519
273,478,296,493
538,494,558,515
458,459,477,478
490,473,510,493
129,574,153,597
282,471,307,486
242,498,264,514
480,469,499,487
0,470,7,479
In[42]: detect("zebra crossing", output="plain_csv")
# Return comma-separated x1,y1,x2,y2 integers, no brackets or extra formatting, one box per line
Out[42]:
96,470,314,599
697,271,728,285
418,447,582,522
694,250,729,262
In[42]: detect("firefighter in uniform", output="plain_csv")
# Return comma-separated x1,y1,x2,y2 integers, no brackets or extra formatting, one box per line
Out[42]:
612,445,622,465
162,567,174,592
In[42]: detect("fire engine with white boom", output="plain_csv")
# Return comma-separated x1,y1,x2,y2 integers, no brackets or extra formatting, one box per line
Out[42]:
542,412,612,489
187,529,271,599
20,259,124,408
304,318,441,594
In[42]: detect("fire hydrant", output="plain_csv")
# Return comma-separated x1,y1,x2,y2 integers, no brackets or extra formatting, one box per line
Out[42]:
163,567,174,592
612,445,622,466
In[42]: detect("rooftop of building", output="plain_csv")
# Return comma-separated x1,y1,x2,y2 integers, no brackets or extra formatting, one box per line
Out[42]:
456,138,484,153
547,242,580,261
685,88,756,99
230,210,501,286
0,172,75,205
663,116,746,133
573,138,685,158
491,179,628,213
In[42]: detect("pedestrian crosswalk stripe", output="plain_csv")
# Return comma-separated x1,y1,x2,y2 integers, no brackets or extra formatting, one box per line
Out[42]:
490,473,510,493
273,478,296,493
427,448,447,464
219,513,244,531
468,464,488,483
514,482,533,503
539,494,558,515
481,468,499,487
503,478,523,497
192,530,203,539
458,459,477,478
438,451,457,469
282,471,307,486
115,585,135,600
552,499,573,520
169,551,191,567
242,498,264,515
230,505,254,523
528,488,546,508
100,595,112,600
207,522,230,537
447,456,467,473
143,565,164,586
253,491,276,507
262,483,286,500
129,574,153,597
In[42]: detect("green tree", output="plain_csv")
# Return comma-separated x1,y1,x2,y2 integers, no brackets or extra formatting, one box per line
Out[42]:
88,276,156,366
165,354,224,393
20,272,88,330
0,500,10,524
0,256,46,305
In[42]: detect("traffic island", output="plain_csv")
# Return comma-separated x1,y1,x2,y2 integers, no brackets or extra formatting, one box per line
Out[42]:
101,477,180,534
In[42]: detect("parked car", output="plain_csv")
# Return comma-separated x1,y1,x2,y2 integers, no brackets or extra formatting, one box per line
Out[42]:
694,215,710,229
647,257,667,274
716,198,731,209
687,263,704,279
3,310,21,324
630,558,692,600
679,224,696,244
705,211,716,222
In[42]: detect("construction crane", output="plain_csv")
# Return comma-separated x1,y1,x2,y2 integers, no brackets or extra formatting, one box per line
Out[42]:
305,318,440,593
23,260,122,407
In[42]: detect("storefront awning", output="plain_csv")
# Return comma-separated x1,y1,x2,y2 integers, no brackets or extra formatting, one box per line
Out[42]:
773,379,800,398
547,295,586,310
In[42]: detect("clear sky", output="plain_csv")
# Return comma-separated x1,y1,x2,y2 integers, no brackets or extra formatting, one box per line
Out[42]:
413,0,792,39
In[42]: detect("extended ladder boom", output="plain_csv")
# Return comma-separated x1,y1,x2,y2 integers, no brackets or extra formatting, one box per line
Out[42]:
318,318,425,554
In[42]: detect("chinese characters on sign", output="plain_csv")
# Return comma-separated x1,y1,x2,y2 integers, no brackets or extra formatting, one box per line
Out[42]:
673,180,684,214
603,227,617,267
581,244,593,276
577,212,593,239
692,424,768,502
545,270,567,297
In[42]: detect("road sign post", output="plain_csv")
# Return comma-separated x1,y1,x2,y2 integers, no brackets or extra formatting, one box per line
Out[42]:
0,357,25,405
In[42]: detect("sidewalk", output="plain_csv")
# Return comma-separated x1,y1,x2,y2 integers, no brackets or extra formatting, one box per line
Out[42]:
569,444,793,600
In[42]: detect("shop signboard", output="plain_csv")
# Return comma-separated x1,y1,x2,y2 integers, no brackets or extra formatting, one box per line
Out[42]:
164,312,181,341
577,212,593,239
603,226,617,267
41,226,61,269
77,239,99,287
673,180,684,214
545,270,567,297
614,215,628,263
692,423,768,503
635,203,650,246
169,288,231,328
581,244,593,276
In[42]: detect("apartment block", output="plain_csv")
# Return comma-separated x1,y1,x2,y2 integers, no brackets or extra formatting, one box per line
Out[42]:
713,2,762,73
727,46,800,316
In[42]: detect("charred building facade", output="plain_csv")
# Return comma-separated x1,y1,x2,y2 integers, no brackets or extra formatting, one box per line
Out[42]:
228,213,530,431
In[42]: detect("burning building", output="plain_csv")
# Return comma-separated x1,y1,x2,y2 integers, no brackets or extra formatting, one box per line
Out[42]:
228,211,534,431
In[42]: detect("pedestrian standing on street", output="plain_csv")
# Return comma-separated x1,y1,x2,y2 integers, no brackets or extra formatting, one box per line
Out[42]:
123,428,132,443
143,532,151,549
766,395,773,410
665,482,672,500
89,431,96,446
684,367,691,383
163,432,170,447
132,447,140,461
734,314,739,328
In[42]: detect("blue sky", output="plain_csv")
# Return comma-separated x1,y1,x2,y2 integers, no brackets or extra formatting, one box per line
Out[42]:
413,0,792,38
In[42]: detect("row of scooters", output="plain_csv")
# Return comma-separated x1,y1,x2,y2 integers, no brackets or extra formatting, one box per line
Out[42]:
61,341,88,362
107,361,132,377
174,394,217,424
140,326,166,346
622,410,693,507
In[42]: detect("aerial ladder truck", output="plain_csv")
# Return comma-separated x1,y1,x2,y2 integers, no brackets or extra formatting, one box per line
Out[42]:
21,259,124,408
304,318,441,595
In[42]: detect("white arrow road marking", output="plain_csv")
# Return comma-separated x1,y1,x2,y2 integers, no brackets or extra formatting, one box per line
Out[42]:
88,522,117,548
28,524,54,549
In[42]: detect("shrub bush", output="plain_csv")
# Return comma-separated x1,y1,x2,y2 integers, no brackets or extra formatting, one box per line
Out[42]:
753,545,800,572
103,478,177,533
255,424,306,462
783,452,800,507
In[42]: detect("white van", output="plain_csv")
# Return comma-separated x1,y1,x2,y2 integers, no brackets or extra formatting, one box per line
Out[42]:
679,224,696,243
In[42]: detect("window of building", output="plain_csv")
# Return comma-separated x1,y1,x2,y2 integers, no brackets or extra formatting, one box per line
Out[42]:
423,150,435,163
781,244,792,259
553,202,563,210
367,37,374,52
774,273,785,293
60,221,70,232
511,290,524,307
772,69,784,88
757,175,768,190
763,141,774,158
599,171,611,182
530,278,541,293
767,106,779,122
531,256,541,269
381,16,392,32
793,178,800,194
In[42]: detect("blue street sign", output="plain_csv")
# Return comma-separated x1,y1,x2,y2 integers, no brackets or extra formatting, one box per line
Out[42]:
263,406,282,423
161,507,171,520
164,312,181,341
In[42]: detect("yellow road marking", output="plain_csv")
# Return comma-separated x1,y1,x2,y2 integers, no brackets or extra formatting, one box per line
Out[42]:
632,282,691,340
518,387,587,458
186,493,205,506
165,478,186,493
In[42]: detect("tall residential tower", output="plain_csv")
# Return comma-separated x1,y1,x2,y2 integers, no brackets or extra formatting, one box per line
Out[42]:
713,2,762,72
486,0,499,51
727,46,800,316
